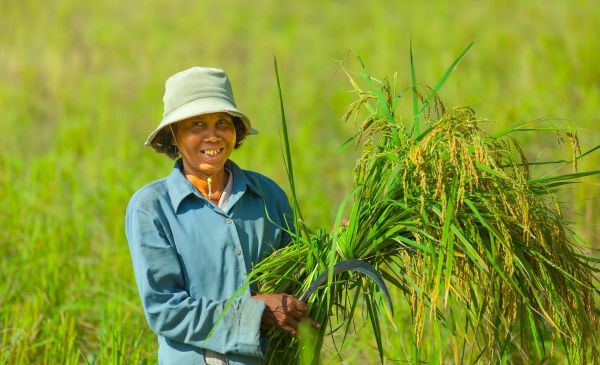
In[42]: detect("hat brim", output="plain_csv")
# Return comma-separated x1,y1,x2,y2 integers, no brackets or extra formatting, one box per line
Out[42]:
145,97,257,146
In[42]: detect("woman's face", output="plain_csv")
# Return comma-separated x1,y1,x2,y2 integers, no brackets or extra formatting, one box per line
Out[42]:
173,112,237,177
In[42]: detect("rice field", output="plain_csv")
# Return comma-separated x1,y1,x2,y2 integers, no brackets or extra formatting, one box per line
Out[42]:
1,0,599,363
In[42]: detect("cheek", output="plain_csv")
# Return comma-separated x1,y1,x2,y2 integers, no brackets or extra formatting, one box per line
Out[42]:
223,129,237,146
181,132,202,146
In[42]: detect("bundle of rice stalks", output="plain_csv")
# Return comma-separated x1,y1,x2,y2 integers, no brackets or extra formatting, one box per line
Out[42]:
249,50,600,364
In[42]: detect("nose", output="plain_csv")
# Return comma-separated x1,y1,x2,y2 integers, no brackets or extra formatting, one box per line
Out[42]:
203,126,221,141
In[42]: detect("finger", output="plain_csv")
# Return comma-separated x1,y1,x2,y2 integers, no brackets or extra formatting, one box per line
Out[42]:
291,298,307,313
280,322,298,336
284,325,297,336
285,316,300,331
289,307,307,321
301,316,321,330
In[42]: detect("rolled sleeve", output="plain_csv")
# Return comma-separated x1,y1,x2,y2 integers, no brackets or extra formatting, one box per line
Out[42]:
233,298,267,354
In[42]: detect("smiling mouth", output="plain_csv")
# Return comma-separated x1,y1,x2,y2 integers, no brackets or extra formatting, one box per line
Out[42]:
201,148,224,158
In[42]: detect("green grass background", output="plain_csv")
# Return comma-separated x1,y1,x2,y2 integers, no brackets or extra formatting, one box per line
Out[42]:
1,0,598,363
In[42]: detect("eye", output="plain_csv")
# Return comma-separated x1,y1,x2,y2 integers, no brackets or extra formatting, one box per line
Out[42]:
217,119,233,128
192,120,206,127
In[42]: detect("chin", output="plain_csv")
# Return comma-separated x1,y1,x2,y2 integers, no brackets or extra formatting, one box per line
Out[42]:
198,163,225,174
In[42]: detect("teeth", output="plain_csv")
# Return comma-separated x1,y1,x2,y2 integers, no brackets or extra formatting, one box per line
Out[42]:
204,149,220,156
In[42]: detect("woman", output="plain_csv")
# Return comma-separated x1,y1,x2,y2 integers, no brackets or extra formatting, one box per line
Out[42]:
126,67,319,365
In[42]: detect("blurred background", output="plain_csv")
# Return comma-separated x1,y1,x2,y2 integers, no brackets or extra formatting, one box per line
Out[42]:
1,0,598,363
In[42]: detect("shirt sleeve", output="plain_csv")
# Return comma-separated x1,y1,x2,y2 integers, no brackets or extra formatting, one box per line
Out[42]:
125,196,266,357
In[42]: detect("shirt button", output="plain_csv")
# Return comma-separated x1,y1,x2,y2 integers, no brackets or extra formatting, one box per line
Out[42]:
226,218,233,224
234,248,241,256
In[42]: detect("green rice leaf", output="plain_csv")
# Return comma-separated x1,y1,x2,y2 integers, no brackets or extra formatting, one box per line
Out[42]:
299,259,394,316
418,42,474,115
274,56,303,225
410,37,420,134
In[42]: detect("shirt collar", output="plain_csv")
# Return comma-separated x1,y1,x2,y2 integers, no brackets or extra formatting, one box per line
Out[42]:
166,159,262,212
226,160,263,211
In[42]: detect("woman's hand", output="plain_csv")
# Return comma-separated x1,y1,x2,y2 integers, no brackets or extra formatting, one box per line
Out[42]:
250,294,321,336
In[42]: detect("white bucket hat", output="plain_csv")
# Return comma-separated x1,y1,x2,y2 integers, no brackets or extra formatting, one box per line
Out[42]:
145,67,258,148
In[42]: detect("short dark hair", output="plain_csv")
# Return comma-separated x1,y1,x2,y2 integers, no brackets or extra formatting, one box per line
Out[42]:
149,117,248,159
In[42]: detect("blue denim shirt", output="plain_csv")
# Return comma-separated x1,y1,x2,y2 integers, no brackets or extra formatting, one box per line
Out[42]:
126,159,293,365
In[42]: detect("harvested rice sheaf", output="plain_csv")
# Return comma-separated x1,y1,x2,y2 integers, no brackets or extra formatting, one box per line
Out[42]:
250,61,599,364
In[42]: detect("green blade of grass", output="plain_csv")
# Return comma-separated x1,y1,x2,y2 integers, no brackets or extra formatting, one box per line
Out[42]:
299,259,394,316
274,56,303,224
418,42,474,115
365,287,385,364
579,142,600,158
529,170,600,185
410,37,420,135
